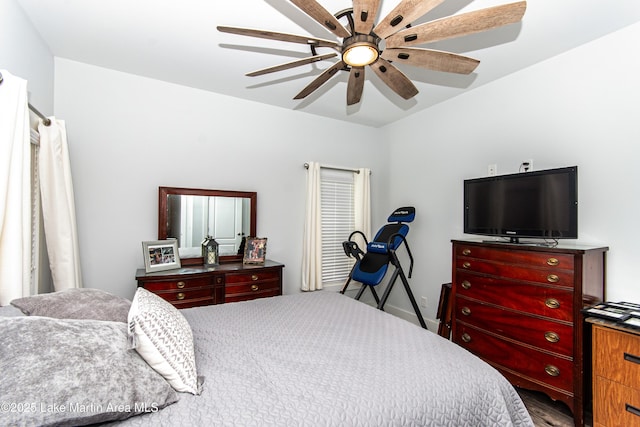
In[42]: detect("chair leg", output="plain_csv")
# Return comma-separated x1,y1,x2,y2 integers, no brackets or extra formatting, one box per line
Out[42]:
340,276,353,295
377,268,400,311
399,268,427,330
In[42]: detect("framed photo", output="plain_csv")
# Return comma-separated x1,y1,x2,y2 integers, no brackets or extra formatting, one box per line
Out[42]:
243,237,267,265
142,239,181,273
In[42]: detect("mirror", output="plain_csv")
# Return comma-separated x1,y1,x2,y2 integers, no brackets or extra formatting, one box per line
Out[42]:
158,187,257,264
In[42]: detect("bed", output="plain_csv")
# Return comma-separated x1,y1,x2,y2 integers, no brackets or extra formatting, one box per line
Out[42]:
1,288,533,426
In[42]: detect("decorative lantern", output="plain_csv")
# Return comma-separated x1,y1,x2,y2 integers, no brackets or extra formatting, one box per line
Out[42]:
201,235,219,267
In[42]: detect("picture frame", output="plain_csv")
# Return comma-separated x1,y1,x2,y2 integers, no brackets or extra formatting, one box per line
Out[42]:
243,237,267,265
142,239,181,273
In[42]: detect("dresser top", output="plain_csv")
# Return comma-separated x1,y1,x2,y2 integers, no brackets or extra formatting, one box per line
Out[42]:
452,239,609,254
136,259,284,279
586,317,640,337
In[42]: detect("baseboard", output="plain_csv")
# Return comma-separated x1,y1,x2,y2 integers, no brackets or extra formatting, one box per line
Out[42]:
383,304,440,332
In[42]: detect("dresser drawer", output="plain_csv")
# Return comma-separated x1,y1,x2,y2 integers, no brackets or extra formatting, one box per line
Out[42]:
225,270,281,284
594,325,640,389
455,258,574,287
141,275,223,292
594,376,640,426
225,283,280,303
455,272,574,321
456,297,573,356
154,287,217,304
455,323,574,393
455,245,574,270
225,269,281,302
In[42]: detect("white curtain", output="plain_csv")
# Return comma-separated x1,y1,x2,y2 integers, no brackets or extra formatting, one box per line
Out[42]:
38,119,83,291
354,168,371,248
0,71,32,305
301,162,322,291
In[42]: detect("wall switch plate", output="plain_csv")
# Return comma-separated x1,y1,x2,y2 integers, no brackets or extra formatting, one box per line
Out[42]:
488,164,497,176
420,296,428,308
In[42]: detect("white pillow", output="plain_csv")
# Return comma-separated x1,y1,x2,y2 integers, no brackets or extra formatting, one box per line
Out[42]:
128,288,201,394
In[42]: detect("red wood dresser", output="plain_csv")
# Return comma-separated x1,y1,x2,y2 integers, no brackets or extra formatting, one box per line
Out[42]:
451,240,607,427
136,259,284,308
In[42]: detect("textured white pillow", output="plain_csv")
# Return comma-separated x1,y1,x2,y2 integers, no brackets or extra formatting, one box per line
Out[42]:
128,288,201,394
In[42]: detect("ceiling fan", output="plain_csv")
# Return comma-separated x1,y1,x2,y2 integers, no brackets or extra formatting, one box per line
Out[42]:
217,0,526,106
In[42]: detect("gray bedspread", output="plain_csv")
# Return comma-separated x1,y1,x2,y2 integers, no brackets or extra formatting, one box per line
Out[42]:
107,291,533,426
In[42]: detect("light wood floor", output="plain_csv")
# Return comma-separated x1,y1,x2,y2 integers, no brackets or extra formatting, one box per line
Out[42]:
517,388,592,427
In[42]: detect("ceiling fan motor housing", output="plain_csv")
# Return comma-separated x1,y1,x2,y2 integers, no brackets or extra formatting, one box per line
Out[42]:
342,34,380,67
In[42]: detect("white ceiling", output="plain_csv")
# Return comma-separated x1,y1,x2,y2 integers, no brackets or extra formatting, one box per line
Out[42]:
16,0,640,127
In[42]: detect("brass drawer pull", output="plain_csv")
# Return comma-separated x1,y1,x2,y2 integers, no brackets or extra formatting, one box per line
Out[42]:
461,307,471,316
624,352,640,365
251,274,259,281
461,280,471,290
545,298,560,309
462,248,471,256
547,274,559,283
176,281,186,289
547,257,559,266
251,284,259,292
544,365,560,377
462,262,471,269
177,292,186,300
544,331,560,343
461,333,471,343
626,404,640,418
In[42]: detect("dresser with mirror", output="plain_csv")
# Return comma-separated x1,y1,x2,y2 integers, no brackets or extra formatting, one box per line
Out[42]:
136,187,284,308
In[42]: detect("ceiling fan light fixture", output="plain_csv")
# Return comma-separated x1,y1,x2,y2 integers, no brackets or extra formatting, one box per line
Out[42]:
342,35,379,67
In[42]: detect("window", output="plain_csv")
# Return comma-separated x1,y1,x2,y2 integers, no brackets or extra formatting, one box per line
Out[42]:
320,169,355,284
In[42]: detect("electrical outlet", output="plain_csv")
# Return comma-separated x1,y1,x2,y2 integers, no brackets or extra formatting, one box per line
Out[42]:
488,164,497,176
420,296,428,308
522,159,533,172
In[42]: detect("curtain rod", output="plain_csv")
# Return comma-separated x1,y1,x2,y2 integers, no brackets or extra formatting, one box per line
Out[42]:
0,71,51,127
304,163,362,174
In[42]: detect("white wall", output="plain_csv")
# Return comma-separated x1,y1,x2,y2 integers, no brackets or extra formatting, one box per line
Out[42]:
53,58,390,299
0,0,53,115
384,21,640,321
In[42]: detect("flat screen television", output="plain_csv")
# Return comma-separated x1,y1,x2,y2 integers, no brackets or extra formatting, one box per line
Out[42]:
464,166,578,243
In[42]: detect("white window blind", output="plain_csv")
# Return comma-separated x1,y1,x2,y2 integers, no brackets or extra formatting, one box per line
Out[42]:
320,169,355,284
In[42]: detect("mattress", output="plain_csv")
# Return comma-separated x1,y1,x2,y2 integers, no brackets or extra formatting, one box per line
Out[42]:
106,291,533,426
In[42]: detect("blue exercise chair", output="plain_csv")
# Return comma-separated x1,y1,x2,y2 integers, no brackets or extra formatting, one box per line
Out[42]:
340,207,427,329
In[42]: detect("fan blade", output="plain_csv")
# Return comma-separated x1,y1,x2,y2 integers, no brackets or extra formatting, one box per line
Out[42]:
381,48,479,74
217,26,339,48
289,0,351,38
353,0,382,35
373,0,445,40
369,57,418,100
347,67,365,105
246,53,337,77
294,61,345,99
386,1,527,48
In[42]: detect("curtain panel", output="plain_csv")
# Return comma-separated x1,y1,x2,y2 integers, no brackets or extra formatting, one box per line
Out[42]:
0,71,32,305
301,162,322,291
38,120,83,291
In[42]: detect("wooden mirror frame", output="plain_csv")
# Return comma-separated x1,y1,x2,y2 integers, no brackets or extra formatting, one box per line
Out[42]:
158,187,257,265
